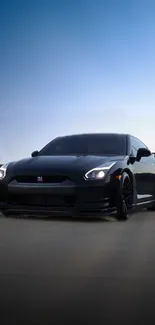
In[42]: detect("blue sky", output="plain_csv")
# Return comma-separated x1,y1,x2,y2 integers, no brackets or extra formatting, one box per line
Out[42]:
1,0,155,162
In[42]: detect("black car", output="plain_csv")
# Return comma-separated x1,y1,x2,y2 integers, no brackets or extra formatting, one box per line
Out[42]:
0,133,155,221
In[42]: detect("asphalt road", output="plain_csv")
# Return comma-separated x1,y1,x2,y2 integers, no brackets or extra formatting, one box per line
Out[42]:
1,211,155,325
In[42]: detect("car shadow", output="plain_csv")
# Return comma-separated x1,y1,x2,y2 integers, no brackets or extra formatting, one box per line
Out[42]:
2,214,117,222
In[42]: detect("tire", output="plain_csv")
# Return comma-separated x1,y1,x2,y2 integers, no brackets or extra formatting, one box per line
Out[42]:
2,212,11,217
147,205,155,211
116,172,133,221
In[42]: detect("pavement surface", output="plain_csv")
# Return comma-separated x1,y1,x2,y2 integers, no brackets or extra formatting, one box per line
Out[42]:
1,211,155,325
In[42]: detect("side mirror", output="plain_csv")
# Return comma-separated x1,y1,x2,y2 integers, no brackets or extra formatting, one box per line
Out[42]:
31,150,39,157
136,148,151,161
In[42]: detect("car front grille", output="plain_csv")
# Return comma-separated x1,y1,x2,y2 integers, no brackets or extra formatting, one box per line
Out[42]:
15,175,68,183
7,194,76,207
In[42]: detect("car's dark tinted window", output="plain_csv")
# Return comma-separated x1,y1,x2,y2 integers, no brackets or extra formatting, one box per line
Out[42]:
39,134,127,156
131,136,148,155
131,146,137,156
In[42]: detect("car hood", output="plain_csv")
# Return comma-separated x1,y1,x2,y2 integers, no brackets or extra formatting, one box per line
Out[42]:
10,155,126,177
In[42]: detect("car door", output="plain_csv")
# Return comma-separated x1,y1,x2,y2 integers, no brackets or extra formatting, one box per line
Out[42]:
145,153,155,197
130,136,155,202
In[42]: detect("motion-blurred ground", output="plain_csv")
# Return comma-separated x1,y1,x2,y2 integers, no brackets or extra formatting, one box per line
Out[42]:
0,211,155,325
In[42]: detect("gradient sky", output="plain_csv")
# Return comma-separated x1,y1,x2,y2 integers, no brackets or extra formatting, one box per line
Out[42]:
1,0,155,162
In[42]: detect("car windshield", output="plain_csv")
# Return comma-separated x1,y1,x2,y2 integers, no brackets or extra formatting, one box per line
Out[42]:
39,134,127,156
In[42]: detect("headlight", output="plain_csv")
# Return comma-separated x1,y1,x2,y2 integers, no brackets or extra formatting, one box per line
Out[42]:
0,163,9,180
84,162,116,180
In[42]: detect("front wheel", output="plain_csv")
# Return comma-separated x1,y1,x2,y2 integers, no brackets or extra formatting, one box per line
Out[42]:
2,212,11,217
116,172,133,221
147,205,155,211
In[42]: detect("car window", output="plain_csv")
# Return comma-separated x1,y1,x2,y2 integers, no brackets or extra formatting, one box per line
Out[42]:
131,146,137,157
39,134,127,156
131,136,148,152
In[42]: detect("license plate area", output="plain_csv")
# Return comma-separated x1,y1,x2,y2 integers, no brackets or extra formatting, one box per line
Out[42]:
8,194,75,207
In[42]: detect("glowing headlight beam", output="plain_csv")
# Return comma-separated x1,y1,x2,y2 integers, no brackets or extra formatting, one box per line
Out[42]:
84,162,116,180
0,163,9,180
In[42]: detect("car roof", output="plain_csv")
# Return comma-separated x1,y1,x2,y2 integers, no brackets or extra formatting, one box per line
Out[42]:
58,133,128,138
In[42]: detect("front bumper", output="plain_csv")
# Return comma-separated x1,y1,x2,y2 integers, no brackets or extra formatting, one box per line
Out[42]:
0,179,118,217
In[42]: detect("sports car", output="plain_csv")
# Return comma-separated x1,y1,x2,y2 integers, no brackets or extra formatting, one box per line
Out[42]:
0,133,155,221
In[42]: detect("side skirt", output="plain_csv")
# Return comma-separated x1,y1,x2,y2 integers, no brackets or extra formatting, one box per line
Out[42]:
132,199,155,212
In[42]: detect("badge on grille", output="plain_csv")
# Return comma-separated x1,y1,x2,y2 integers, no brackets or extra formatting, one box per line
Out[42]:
37,176,43,182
